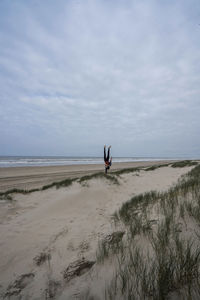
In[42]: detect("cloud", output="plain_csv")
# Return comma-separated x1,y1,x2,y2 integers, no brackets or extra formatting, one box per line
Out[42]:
0,0,200,156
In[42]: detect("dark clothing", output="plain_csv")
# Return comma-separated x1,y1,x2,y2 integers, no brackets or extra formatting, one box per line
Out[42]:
104,147,110,162
104,147,112,174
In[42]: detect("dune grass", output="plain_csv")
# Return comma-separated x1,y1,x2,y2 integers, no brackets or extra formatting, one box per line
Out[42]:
96,231,125,263
111,163,169,175
0,171,119,199
94,163,200,299
0,194,13,201
171,160,198,168
78,172,119,185
0,187,40,198
111,167,141,176
117,191,160,225
42,178,76,190
145,163,171,171
144,160,198,171
0,178,78,198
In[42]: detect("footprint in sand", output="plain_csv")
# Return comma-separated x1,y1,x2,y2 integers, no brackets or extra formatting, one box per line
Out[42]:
62,258,95,282
96,208,106,216
5,273,35,298
79,240,90,253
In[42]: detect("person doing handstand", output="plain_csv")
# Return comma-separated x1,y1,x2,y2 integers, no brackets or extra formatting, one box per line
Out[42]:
104,145,112,174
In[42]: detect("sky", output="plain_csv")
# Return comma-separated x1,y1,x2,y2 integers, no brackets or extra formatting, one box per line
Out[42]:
0,0,200,157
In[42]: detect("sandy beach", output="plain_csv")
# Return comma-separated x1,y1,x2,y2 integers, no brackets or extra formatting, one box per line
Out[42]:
0,160,176,192
0,161,199,299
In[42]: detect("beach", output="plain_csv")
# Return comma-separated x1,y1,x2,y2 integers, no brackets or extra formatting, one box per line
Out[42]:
0,160,176,192
0,160,199,299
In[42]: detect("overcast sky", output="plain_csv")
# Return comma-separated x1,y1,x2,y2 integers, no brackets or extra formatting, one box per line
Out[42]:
0,0,200,157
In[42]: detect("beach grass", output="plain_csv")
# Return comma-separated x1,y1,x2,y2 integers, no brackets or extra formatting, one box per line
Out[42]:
94,163,200,299
111,167,141,176
0,179,77,198
0,172,119,198
145,163,171,171
171,160,198,168
0,187,40,197
78,172,119,185
0,194,13,201
96,231,125,263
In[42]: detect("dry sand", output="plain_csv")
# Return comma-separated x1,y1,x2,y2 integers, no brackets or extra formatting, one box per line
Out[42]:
0,161,193,299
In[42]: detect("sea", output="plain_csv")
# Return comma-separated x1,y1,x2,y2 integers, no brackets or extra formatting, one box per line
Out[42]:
0,156,185,168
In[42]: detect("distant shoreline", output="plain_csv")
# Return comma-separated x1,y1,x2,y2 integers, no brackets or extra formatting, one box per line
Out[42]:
0,155,195,168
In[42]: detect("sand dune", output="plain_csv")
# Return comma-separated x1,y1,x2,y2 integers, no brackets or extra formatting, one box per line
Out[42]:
0,162,195,299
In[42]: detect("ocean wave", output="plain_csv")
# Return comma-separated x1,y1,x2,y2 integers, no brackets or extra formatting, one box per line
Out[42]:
0,156,178,168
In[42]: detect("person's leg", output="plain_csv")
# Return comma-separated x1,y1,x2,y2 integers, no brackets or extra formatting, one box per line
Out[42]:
104,146,106,162
106,147,110,161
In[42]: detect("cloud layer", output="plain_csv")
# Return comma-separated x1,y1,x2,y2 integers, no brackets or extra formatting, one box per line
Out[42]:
0,0,200,156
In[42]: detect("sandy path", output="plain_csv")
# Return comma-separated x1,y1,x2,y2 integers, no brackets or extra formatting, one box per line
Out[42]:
0,160,176,192
0,165,192,299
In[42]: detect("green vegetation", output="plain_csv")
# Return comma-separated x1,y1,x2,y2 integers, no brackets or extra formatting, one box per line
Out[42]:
96,231,125,263
118,191,159,225
111,167,140,176
171,160,198,168
145,160,198,171
0,171,119,198
94,163,200,299
0,194,13,201
0,187,40,198
0,178,77,198
145,163,171,171
42,178,76,190
78,172,119,185
33,251,51,266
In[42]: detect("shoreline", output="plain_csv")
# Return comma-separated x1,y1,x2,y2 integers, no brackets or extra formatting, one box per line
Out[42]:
0,160,177,192
0,156,186,169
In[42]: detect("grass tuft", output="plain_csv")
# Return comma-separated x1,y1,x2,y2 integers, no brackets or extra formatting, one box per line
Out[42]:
33,251,51,266
79,172,119,185
95,163,200,299
0,194,13,201
0,171,119,199
118,191,159,225
145,163,170,171
171,160,198,168
96,231,125,263
111,167,140,176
